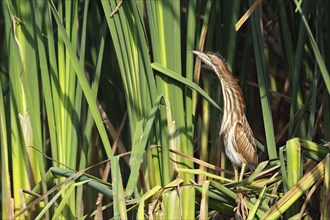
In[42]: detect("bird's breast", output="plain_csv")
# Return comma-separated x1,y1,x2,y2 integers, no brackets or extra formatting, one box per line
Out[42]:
223,123,244,167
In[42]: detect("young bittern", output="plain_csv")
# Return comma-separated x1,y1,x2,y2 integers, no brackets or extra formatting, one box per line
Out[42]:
193,51,258,180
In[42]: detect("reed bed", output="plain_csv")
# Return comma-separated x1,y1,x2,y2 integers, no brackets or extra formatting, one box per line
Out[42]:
0,0,329,219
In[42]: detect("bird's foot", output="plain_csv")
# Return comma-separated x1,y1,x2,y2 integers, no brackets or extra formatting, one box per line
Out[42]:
233,192,248,220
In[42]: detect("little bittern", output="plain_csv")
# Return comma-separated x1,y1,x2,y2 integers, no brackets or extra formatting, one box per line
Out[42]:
193,51,258,180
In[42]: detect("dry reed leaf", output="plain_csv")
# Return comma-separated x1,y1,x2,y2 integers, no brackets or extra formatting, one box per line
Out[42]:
110,0,123,17
235,0,263,31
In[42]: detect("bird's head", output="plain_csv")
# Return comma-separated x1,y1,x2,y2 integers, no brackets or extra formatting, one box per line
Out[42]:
192,50,230,81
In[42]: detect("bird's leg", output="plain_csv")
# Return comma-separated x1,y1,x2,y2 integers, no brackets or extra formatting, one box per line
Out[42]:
239,163,246,181
235,164,248,219
234,165,239,181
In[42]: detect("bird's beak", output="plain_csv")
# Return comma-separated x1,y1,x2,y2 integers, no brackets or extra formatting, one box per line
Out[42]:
191,50,212,66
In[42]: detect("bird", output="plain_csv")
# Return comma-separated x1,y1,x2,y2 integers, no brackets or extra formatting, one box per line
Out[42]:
192,50,258,181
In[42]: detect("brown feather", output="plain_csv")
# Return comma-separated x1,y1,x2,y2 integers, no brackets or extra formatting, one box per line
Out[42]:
234,120,258,167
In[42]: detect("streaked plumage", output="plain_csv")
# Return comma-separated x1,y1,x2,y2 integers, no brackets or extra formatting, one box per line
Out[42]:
193,51,258,169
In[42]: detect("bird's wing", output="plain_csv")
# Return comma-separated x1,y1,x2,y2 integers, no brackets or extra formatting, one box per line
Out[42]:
234,121,258,166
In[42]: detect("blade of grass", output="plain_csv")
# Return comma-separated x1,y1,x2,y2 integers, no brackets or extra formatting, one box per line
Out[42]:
279,146,289,193
288,0,311,137
137,186,162,219
201,181,266,218
35,180,76,220
249,0,277,162
126,95,163,195
300,139,329,157
224,161,268,188
278,0,295,80
176,168,234,183
33,0,58,166
0,65,13,219
223,0,240,67
50,167,113,198
286,138,302,190
6,1,47,214
294,0,330,95
77,16,107,217
163,191,180,219
261,159,325,220
198,74,210,183
196,185,233,204
52,180,90,220
131,1,164,190
111,156,127,220
199,180,210,220
322,154,330,219
49,0,112,158
210,181,237,201
185,0,197,174
151,62,221,111
247,186,266,220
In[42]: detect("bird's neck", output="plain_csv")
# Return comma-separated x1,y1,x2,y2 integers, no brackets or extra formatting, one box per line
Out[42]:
219,78,246,133
221,79,246,116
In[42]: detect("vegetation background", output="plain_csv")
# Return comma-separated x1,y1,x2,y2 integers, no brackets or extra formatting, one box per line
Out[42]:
0,0,329,219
